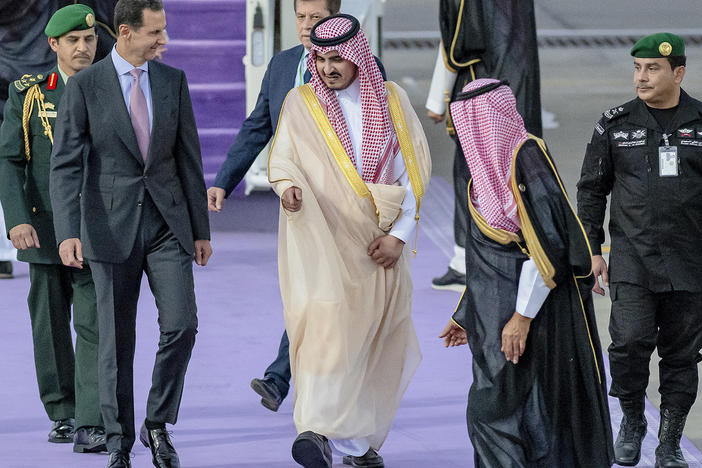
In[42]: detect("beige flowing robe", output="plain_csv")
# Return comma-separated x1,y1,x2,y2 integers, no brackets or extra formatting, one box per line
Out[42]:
268,82,431,449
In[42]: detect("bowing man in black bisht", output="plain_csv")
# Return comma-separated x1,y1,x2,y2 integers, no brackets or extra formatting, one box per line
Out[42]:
439,79,614,467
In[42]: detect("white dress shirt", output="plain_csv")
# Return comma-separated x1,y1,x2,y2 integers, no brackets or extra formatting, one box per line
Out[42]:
111,46,153,131
425,47,457,115
335,77,417,243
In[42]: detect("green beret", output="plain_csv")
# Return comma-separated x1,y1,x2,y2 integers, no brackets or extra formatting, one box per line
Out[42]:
44,4,96,38
631,32,685,58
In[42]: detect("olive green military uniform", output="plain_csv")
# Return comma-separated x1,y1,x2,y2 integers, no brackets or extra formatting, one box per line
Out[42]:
0,69,101,429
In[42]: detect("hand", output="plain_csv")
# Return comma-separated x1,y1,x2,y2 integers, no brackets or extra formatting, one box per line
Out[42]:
367,235,404,269
207,187,226,212
9,223,40,249
439,320,468,347
501,311,532,364
281,186,302,212
58,238,83,268
591,254,608,296
427,110,445,124
194,239,213,266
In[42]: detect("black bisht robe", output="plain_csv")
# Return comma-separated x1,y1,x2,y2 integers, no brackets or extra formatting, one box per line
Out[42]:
453,137,614,467
440,0,542,136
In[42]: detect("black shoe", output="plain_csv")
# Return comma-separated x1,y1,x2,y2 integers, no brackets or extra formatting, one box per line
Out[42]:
0,261,12,279
342,448,385,467
73,426,107,453
614,399,647,466
140,421,179,468
431,267,465,292
251,377,283,412
655,407,688,468
292,431,332,468
107,450,131,468
48,418,75,443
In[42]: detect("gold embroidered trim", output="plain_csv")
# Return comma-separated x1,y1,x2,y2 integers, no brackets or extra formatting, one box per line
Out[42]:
510,137,556,289
449,0,483,69
467,179,521,246
440,41,457,74
386,82,425,255
573,274,602,385
530,137,595,279
298,84,373,201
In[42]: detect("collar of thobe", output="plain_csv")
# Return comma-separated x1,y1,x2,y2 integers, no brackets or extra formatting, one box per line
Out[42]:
57,65,69,84
111,45,149,79
335,76,361,103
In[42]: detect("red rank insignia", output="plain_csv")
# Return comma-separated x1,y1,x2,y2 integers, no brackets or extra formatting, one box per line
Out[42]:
47,73,58,90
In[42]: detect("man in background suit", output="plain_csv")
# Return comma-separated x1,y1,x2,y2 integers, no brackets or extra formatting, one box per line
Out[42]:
50,1,212,467
207,0,386,414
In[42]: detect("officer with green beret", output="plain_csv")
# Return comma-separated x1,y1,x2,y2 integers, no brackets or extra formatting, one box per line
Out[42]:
578,32,702,468
0,3,105,453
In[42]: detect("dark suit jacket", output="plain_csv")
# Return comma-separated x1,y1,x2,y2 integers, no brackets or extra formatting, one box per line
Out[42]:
213,44,387,196
50,55,210,264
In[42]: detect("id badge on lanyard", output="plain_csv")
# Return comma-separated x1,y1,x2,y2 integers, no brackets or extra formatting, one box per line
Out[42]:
659,133,678,177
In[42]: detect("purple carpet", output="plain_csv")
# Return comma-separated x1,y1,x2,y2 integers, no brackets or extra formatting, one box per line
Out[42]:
0,178,701,467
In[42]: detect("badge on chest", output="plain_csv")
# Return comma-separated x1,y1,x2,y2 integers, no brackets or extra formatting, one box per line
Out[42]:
612,128,647,147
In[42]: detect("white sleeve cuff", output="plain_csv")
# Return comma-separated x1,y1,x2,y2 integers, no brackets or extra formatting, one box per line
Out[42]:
425,46,456,114
515,258,551,318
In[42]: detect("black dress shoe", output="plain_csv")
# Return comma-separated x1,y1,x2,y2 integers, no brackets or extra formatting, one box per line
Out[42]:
140,421,180,468
48,418,74,443
342,448,384,467
107,450,131,468
73,426,107,453
431,267,465,292
251,377,283,412
292,431,332,468
0,261,12,279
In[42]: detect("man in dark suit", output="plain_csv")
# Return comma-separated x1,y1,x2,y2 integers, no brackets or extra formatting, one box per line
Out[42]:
207,0,386,415
49,1,212,467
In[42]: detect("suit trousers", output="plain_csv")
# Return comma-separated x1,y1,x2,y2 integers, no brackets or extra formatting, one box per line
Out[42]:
90,194,198,451
263,330,291,398
28,263,101,427
608,282,702,412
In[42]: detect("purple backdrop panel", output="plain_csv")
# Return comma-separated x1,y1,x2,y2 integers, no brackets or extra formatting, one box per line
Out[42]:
162,0,246,41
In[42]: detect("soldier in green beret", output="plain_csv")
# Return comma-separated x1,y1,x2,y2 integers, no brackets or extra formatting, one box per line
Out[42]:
578,32,702,468
0,3,105,453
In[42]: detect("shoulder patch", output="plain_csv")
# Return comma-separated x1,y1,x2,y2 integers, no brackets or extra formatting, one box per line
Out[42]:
594,117,606,135
12,73,49,93
603,105,626,121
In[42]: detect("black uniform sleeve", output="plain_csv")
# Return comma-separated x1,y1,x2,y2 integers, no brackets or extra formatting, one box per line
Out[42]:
576,123,613,256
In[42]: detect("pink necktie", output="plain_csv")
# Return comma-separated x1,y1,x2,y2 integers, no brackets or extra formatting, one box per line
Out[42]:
129,68,149,161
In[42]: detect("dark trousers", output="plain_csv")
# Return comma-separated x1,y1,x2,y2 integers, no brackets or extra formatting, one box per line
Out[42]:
90,196,198,451
608,282,702,412
28,263,101,427
264,330,291,398
452,142,470,249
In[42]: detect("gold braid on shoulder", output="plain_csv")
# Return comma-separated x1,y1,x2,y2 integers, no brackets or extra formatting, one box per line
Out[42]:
22,84,54,161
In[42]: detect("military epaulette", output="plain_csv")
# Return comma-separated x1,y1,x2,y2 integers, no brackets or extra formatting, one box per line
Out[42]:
594,104,631,135
13,73,49,93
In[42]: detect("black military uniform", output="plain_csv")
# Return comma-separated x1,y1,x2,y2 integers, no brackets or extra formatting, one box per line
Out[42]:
0,4,104,452
577,32,702,468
